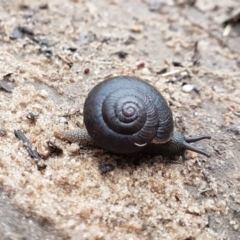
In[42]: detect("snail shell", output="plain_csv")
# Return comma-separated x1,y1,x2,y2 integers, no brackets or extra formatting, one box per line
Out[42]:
83,76,173,154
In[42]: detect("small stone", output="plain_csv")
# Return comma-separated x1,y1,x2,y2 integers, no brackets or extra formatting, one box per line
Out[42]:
0,129,7,136
187,205,202,215
99,164,115,174
141,67,151,75
188,151,198,159
32,104,44,112
130,25,143,33
58,117,68,124
230,220,236,225
233,224,239,230
39,89,49,98
182,84,194,93
212,85,225,93
232,194,240,204
0,79,16,93
68,143,80,153
37,143,49,157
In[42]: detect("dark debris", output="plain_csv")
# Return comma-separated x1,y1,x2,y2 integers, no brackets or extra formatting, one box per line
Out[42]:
99,164,115,174
192,41,200,66
67,47,77,53
0,129,7,136
148,1,166,12
101,38,110,44
84,68,90,74
76,32,96,46
46,140,63,157
115,51,128,59
26,113,39,122
226,125,240,135
0,78,16,93
19,4,30,10
38,48,53,58
124,36,136,45
10,26,34,39
39,4,49,10
172,61,184,67
223,11,240,27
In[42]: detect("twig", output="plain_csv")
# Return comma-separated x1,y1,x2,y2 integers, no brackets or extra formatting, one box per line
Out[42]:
14,129,46,170
192,41,200,66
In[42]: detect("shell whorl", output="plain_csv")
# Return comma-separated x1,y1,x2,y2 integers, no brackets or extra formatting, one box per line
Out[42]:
83,76,174,154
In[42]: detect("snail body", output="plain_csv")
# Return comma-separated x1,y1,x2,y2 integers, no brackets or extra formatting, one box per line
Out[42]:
55,76,211,158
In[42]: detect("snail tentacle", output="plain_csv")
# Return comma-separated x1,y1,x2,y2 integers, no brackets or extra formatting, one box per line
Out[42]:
185,135,211,143
142,132,211,158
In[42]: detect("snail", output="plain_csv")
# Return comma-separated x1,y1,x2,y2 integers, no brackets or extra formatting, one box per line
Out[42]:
55,76,211,158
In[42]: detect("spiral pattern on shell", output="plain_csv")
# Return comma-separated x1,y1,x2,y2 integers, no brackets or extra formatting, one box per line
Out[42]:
83,76,174,154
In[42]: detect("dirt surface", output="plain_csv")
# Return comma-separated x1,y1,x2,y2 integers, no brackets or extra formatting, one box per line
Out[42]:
0,0,240,239
0,190,63,239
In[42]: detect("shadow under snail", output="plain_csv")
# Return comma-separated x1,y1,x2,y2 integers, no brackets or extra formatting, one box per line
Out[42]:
55,76,211,158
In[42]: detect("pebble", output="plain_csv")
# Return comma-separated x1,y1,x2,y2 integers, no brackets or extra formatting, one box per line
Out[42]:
37,143,49,157
0,129,7,136
68,143,80,153
212,85,224,93
58,117,68,124
39,89,49,98
130,25,143,33
141,67,151,75
182,84,194,93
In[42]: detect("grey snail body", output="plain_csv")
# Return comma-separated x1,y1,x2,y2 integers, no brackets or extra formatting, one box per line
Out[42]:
55,76,211,158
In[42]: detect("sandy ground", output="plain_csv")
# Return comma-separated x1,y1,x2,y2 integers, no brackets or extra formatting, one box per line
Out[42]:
0,0,240,239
